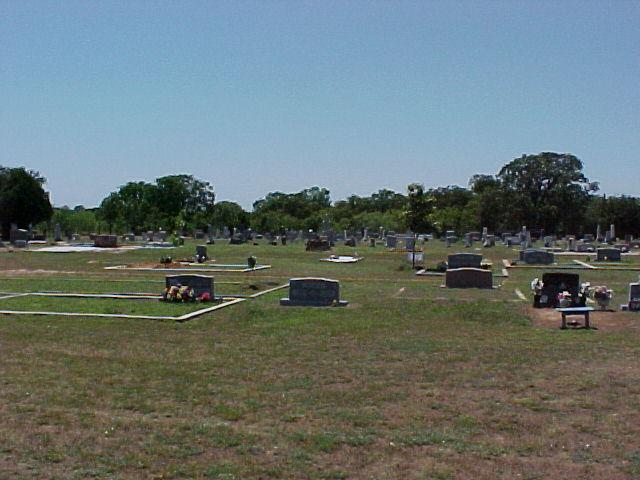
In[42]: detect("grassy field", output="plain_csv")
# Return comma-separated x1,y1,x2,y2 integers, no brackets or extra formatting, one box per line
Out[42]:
1,239,640,479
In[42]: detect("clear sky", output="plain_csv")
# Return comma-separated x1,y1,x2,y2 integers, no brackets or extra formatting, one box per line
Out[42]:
1,1,638,209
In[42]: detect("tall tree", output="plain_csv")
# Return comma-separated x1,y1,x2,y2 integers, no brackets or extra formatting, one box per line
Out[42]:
405,183,433,233
497,153,598,233
0,167,53,239
252,186,331,232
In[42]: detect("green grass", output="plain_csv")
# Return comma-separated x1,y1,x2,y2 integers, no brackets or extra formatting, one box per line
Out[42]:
0,239,639,478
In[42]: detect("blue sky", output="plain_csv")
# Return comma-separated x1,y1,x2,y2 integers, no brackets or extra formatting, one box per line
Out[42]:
1,1,638,209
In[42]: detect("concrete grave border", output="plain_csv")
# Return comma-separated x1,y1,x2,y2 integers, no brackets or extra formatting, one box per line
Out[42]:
0,284,287,322
104,264,272,273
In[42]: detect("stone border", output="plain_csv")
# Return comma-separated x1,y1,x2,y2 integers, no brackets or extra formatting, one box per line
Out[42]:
0,284,288,322
104,265,272,273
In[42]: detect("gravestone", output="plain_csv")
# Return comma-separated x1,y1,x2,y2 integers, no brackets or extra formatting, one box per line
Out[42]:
535,272,580,308
344,237,356,247
13,240,27,248
386,235,397,248
597,248,621,261
229,234,246,245
525,231,532,248
604,230,613,244
306,238,331,251
196,245,208,262
54,224,62,242
576,243,594,253
463,234,472,248
9,228,28,245
407,252,424,264
447,253,482,269
123,233,136,242
628,283,640,312
369,238,376,247
445,236,453,248
482,235,495,247
521,249,555,265
583,234,594,242
445,268,493,289
405,236,415,251
94,235,118,248
194,229,205,239
154,231,167,242
280,278,348,306
166,275,214,298
543,236,554,248
596,224,603,242
610,224,616,241
567,237,576,251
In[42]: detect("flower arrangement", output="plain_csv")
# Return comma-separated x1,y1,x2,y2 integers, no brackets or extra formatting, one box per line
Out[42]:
557,291,573,308
592,285,613,310
162,285,195,303
531,278,544,295
161,284,213,303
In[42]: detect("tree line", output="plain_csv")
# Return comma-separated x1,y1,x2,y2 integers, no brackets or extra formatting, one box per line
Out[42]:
2,153,639,239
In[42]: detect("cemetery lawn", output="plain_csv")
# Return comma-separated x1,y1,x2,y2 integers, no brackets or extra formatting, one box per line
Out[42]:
1,241,640,479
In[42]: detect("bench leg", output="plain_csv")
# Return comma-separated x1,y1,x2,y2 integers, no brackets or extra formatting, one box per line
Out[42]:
561,313,567,329
585,312,590,329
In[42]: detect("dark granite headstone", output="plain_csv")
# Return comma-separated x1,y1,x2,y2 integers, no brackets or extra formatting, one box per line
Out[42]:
9,228,28,245
405,236,416,251
629,283,640,312
196,245,208,262
386,235,397,248
94,235,118,248
597,248,621,261
445,268,493,289
280,277,347,306
535,272,580,308
165,275,214,298
306,238,331,251
447,253,482,269
229,234,246,245
521,249,555,265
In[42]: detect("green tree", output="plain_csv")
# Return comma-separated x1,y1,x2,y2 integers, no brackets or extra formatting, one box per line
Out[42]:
468,174,505,232
0,167,53,239
97,192,124,234
405,183,433,232
585,195,640,237
497,153,598,233
210,201,250,232
251,187,331,232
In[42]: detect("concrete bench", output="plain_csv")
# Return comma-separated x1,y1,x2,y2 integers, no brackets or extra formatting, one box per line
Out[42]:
555,307,595,329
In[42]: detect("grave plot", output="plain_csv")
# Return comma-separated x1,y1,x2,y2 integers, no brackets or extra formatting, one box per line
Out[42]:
0,276,287,321
105,262,271,273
